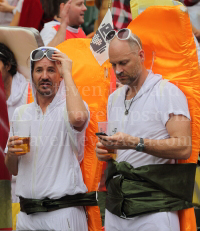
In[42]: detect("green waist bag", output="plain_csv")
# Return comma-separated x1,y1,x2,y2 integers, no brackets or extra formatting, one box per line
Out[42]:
20,192,98,215
105,160,196,218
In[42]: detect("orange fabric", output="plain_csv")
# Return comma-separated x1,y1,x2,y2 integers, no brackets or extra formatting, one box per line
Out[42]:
86,0,95,6
27,83,34,104
87,32,95,38
57,38,112,231
128,5,200,231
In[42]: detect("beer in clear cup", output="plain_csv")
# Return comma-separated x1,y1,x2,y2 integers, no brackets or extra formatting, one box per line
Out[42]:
11,120,31,155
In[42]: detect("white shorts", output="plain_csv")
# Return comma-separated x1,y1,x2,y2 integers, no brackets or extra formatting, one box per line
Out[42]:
105,209,180,231
16,206,88,231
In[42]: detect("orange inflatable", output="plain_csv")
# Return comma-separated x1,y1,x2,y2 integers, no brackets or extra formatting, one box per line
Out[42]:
128,5,200,231
57,39,112,231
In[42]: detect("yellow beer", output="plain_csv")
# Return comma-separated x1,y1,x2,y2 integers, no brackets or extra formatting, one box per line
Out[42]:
14,137,30,155
107,150,117,160
102,147,117,160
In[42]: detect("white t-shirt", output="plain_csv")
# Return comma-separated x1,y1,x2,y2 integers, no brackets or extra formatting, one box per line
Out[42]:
106,71,190,230
40,21,59,46
108,71,190,168
0,0,18,26
10,80,90,199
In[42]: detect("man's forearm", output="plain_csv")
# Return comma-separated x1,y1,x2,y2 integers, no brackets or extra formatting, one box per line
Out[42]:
127,136,191,160
5,5,15,13
63,71,88,129
47,23,67,47
5,153,18,176
0,3,15,13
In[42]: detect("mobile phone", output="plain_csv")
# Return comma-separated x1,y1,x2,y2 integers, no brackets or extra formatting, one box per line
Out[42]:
95,132,108,137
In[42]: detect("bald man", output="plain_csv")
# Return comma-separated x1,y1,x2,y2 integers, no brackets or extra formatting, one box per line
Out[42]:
96,29,192,231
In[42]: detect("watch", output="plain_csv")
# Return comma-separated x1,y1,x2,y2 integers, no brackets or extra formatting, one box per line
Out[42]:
136,138,145,152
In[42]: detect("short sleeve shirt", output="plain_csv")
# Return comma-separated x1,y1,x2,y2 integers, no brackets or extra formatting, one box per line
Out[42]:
107,71,190,168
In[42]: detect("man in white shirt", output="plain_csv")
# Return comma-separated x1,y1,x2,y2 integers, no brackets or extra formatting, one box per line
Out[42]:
95,29,192,231
5,46,90,230
40,0,87,47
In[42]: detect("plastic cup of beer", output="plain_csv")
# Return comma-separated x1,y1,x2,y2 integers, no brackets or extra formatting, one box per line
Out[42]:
11,120,31,155
98,121,118,160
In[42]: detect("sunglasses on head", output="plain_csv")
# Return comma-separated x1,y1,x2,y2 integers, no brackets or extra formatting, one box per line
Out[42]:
105,28,142,50
30,49,55,62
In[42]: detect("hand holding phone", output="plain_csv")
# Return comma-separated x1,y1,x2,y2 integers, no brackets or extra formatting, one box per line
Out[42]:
95,132,108,137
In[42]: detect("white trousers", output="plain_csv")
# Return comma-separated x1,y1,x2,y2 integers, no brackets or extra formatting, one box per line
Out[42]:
105,209,180,231
16,206,88,231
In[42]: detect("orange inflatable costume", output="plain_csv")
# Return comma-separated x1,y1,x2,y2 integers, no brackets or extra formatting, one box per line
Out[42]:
128,5,200,231
57,39,112,231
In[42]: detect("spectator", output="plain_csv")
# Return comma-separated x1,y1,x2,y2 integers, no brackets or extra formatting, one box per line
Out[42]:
40,0,87,47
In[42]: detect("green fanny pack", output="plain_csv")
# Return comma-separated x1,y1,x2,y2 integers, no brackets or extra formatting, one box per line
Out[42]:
20,192,98,215
105,160,197,218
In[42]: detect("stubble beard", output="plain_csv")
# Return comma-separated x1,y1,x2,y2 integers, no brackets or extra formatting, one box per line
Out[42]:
122,62,142,87
33,80,55,97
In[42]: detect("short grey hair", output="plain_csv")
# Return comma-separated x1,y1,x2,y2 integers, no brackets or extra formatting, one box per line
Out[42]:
127,34,142,51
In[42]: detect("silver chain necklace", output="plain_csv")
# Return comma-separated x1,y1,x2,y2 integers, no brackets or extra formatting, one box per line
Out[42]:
124,90,134,115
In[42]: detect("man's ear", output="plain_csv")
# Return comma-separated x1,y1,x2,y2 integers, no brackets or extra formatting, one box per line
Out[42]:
5,63,11,72
139,50,145,62
60,2,65,12
59,3,65,15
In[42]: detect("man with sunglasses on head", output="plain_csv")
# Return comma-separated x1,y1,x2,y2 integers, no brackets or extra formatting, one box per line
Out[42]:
5,47,90,230
95,28,192,231
40,0,87,47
